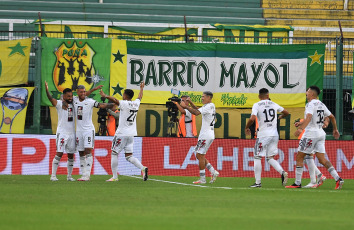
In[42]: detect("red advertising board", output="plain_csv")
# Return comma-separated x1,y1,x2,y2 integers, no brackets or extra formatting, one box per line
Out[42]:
1,135,353,179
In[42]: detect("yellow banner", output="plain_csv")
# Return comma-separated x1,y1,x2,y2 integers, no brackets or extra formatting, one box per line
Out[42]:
0,38,32,86
110,39,128,99
0,87,35,133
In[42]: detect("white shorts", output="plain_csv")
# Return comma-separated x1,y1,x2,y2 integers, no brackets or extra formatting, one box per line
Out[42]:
56,132,76,153
254,136,279,157
194,139,214,155
111,136,134,154
76,130,95,151
298,135,326,154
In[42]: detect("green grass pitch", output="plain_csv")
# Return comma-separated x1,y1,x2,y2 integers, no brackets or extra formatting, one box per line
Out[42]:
0,175,353,230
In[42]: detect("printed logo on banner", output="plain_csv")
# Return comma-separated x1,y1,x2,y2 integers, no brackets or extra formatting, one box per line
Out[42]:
53,41,103,92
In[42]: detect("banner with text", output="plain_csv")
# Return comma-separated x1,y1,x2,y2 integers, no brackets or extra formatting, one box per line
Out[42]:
0,87,35,133
41,37,111,106
1,135,353,179
110,41,325,108
0,38,32,86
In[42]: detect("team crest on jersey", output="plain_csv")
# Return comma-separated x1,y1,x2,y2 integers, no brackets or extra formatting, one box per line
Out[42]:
52,41,103,92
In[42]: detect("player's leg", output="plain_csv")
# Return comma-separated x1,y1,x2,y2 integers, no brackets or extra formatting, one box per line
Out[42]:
51,133,64,181
304,154,325,185
107,136,123,181
51,152,63,181
250,138,262,187
67,153,75,181
315,152,344,189
124,137,148,181
76,132,87,180
82,130,95,180
265,136,288,186
286,151,306,188
84,148,93,180
302,154,317,188
66,133,76,181
202,139,218,183
194,153,206,184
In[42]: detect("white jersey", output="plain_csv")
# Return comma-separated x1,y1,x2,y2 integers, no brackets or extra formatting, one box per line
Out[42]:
303,99,331,138
115,99,141,136
73,96,99,131
55,100,75,134
185,110,193,137
198,103,216,140
251,99,284,138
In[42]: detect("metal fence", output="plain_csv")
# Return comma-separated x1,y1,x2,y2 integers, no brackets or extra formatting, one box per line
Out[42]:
1,31,353,138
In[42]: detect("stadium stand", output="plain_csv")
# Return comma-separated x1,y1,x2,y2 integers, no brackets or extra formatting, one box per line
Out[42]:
0,0,264,32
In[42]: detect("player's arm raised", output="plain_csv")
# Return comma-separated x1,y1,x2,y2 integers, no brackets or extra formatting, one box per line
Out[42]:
245,115,257,136
174,101,186,115
278,109,289,119
86,85,103,97
187,97,198,110
45,81,57,106
137,82,144,100
180,101,200,116
99,89,118,107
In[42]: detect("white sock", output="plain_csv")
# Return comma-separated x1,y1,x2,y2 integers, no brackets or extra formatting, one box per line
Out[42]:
126,155,144,170
314,165,322,178
67,158,74,177
111,154,118,179
295,166,303,185
267,158,284,175
85,154,93,178
254,157,262,184
79,156,86,177
206,163,215,174
52,155,61,176
305,157,317,184
200,169,206,181
328,166,340,181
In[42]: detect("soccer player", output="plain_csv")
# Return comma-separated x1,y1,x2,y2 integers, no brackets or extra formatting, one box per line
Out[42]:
180,91,219,184
45,81,76,181
245,88,289,188
99,82,148,182
286,85,344,189
74,85,114,181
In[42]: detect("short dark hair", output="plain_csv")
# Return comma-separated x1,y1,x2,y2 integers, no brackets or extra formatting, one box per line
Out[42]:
259,88,269,95
308,85,321,96
181,95,189,99
63,88,72,94
77,85,86,90
124,89,134,99
203,91,213,99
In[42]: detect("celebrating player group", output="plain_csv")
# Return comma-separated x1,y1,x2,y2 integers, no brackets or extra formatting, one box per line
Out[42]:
45,81,344,189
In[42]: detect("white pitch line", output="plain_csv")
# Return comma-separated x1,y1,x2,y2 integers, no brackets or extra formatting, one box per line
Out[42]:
124,176,350,193
126,175,233,190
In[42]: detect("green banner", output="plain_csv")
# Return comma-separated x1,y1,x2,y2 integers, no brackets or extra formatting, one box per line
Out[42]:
112,41,325,108
41,37,111,106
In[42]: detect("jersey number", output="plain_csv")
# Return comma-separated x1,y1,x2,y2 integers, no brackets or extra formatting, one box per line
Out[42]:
127,110,138,122
262,109,275,122
210,113,216,126
316,110,324,124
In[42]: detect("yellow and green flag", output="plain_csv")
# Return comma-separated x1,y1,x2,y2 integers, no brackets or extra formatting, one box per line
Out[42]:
0,38,32,86
0,87,35,133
